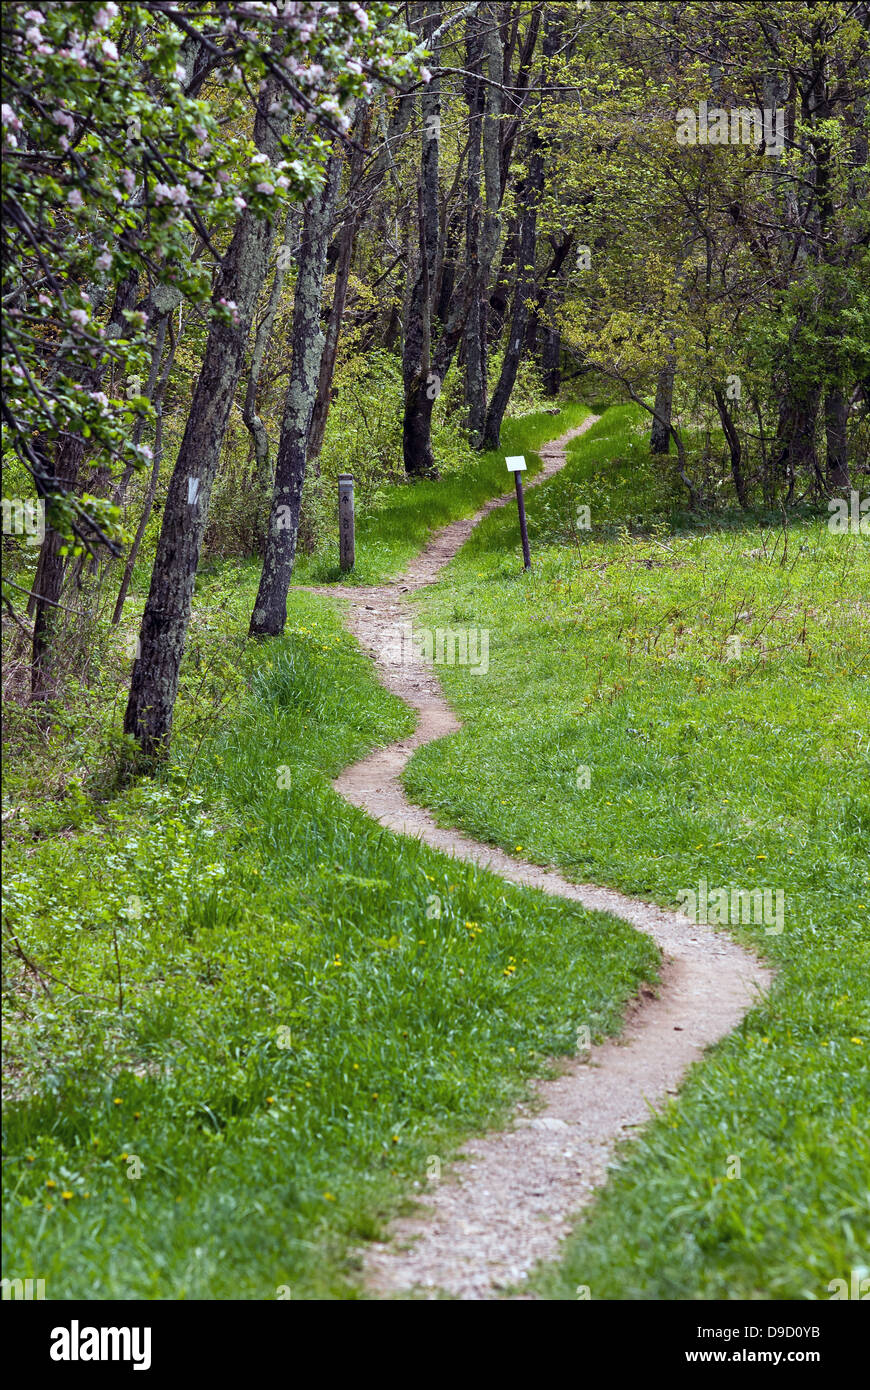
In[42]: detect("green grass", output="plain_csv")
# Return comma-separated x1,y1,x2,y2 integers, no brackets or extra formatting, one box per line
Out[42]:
2,404,660,1298
403,405,870,1299
7,401,866,1300
291,403,592,585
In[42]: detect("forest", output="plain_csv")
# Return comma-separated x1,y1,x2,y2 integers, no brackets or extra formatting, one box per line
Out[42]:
2,0,869,1328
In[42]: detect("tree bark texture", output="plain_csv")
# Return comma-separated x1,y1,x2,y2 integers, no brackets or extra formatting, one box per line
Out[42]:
249,150,342,638
124,86,282,757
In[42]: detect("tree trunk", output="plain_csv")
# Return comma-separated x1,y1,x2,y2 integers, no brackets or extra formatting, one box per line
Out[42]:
605,368,699,509
124,86,282,759
824,386,850,490
243,206,298,551
112,318,177,625
481,141,539,448
463,11,486,442
31,271,140,702
249,151,342,638
774,384,823,502
481,7,556,450
401,5,441,477
308,102,368,462
713,383,748,509
30,447,78,704
110,292,180,510
650,360,675,454
542,326,560,397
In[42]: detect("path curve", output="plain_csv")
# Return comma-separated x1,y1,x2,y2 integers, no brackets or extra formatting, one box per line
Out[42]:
313,418,771,1299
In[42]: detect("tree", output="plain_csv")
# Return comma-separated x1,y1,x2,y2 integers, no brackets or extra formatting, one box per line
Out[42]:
125,81,288,756
248,145,342,638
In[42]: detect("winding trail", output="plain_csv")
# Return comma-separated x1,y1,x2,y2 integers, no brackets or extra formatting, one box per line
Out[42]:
311,417,771,1299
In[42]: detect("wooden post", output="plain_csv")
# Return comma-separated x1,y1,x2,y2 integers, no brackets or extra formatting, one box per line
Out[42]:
506,455,531,569
338,473,355,572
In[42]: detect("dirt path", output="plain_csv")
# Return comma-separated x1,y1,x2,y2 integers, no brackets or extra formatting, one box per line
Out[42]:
311,417,771,1299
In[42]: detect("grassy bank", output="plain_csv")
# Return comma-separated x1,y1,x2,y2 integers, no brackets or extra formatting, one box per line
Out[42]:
292,403,592,585
404,406,870,1299
2,405,660,1298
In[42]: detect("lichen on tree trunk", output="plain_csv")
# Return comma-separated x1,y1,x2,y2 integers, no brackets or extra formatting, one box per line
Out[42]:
123,86,282,760
249,151,342,638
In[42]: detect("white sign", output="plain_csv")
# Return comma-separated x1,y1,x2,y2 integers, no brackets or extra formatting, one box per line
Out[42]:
505,455,527,472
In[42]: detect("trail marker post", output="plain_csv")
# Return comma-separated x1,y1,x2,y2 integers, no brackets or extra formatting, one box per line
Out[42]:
506,455,531,570
338,473,355,572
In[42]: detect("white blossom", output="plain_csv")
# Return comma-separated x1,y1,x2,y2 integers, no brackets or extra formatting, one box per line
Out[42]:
93,5,119,30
